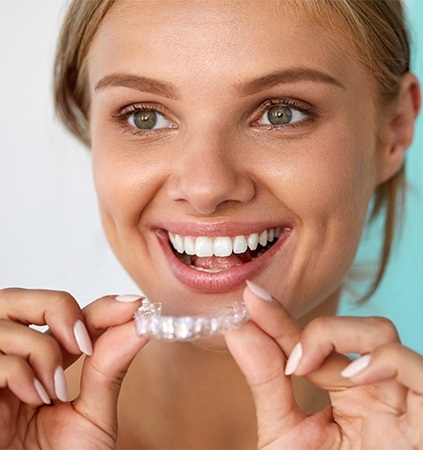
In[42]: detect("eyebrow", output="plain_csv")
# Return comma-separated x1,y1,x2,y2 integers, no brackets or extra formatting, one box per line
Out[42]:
95,73,179,99
95,68,343,99
235,68,345,96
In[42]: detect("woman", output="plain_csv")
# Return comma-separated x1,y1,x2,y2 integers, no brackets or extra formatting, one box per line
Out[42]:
1,0,422,448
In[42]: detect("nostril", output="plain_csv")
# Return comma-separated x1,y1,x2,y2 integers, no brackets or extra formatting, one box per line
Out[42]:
166,153,255,214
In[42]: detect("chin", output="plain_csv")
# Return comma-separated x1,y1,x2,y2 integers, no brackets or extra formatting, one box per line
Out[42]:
190,335,229,352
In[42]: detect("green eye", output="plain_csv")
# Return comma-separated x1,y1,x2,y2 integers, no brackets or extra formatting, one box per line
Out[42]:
126,108,173,131
258,103,308,127
133,111,158,129
267,106,292,125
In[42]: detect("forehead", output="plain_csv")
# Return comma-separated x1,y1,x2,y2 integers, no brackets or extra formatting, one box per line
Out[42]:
87,0,366,95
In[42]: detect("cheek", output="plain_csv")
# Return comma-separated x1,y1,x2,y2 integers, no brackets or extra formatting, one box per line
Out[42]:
91,134,168,231
255,126,378,315
269,125,377,229
293,152,371,224
290,145,374,271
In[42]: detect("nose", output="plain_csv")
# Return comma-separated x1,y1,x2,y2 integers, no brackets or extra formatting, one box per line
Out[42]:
167,131,255,215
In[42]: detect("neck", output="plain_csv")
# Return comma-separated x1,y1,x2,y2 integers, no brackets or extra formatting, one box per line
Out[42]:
118,340,258,449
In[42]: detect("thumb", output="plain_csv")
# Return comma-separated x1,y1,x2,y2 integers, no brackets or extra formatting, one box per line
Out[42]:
74,320,148,437
71,295,148,437
225,321,305,446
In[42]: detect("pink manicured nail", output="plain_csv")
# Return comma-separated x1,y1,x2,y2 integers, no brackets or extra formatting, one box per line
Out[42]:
115,294,144,302
73,320,93,356
341,354,372,378
54,365,68,402
285,342,303,375
246,280,272,302
34,378,51,404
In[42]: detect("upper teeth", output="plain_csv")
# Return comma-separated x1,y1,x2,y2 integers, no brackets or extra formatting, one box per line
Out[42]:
168,227,281,257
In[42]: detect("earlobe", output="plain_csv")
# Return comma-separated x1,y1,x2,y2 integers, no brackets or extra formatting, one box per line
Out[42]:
376,72,421,185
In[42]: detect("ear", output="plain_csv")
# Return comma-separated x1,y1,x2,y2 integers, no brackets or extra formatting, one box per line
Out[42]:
376,72,421,185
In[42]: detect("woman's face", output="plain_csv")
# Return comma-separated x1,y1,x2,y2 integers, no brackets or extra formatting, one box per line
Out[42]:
88,0,384,319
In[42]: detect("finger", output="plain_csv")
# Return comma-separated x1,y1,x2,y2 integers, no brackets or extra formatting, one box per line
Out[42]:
341,343,422,422
60,294,145,368
225,321,303,445
293,316,400,377
0,354,51,405
340,343,423,393
81,294,144,341
0,288,87,356
244,281,352,390
60,294,144,379
0,319,67,401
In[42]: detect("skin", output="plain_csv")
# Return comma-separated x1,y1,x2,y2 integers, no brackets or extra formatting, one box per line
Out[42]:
0,1,421,449
89,0,379,322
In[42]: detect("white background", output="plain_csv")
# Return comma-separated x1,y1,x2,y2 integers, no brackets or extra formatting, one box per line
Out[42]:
0,1,139,305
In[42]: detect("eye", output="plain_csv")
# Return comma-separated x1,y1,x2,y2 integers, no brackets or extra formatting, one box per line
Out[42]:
258,104,308,126
128,109,173,130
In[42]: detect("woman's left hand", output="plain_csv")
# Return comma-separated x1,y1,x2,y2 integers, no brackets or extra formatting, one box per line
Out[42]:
225,283,423,449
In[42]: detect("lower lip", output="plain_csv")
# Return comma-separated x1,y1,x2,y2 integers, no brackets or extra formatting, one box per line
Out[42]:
156,228,291,294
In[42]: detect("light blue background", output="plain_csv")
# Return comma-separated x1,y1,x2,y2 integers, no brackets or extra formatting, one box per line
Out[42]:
339,0,423,354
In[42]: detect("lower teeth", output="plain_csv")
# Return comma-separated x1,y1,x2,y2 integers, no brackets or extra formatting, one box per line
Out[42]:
189,264,243,273
190,266,220,273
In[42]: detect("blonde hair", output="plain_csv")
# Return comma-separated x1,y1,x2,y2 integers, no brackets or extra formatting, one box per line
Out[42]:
54,0,411,300
54,0,116,146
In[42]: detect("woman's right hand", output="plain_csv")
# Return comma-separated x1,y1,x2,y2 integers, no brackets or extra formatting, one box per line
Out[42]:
0,288,147,449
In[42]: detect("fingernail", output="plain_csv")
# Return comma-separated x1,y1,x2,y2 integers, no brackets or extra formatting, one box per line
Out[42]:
54,365,68,402
246,280,272,302
285,342,303,375
341,354,372,378
34,378,51,405
73,320,93,356
115,294,144,302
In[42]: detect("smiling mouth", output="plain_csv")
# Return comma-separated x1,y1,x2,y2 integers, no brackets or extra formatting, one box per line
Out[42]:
168,227,283,273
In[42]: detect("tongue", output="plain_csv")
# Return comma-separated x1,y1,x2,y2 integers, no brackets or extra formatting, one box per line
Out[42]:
191,254,247,270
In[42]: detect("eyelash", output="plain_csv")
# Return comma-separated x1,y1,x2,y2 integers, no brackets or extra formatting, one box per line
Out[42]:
112,98,315,136
112,103,174,137
253,98,315,131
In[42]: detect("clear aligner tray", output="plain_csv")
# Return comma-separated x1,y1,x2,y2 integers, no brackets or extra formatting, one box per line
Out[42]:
134,299,250,341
